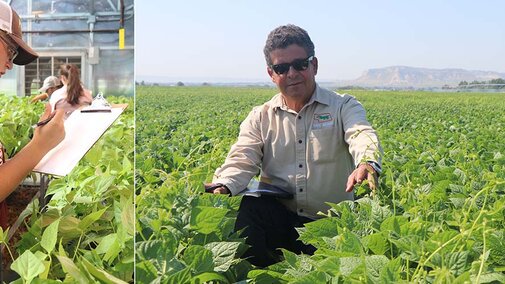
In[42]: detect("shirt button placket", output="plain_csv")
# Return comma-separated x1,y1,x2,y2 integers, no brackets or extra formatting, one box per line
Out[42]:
295,114,307,213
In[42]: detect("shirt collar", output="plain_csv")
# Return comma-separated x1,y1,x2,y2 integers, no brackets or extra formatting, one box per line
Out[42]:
312,84,331,106
270,93,284,111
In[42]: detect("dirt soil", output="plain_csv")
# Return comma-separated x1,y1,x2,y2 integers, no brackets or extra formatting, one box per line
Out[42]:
1,185,39,271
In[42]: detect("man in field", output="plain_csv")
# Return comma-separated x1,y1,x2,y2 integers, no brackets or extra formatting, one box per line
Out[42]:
208,24,382,267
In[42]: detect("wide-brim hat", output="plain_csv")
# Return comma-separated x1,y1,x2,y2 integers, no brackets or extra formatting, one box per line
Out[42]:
0,2,38,65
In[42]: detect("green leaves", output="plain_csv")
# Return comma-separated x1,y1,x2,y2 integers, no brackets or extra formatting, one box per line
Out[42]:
11,251,45,284
190,206,229,234
136,238,178,266
135,87,505,283
297,217,339,248
95,233,122,263
0,96,42,156
182,245,214,273
2,95,134,282
335,229,363,255
362,232,388,255
80,258,128,284
205,241,241,272
57,256,89,284
41,219,60,254
78,207,108,232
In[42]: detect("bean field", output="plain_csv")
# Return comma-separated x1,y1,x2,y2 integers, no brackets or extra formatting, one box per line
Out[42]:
135,86,505,283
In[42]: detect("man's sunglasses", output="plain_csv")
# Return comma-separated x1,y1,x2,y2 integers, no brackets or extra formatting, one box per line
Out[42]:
270,56,314,75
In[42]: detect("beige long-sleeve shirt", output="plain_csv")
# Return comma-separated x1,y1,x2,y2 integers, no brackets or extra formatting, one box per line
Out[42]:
213,85,382,219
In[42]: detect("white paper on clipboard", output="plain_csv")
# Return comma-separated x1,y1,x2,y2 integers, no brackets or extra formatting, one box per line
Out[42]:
33,104,128,176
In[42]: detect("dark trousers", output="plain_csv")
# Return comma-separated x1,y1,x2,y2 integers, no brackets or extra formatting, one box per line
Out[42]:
234,196,316,267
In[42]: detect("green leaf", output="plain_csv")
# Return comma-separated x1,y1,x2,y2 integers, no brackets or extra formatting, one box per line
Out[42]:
191,272,229,284
339,257,364,277
40,259,50,280
182,245,214,273
425,230,459,254
78,207,108,232
94,175,116,196
204,241,241,272
135,261,158,283
291,271,327,284
95,233,121,263
190,206,229,234
121,202,135,236
336,229,363,255
136,238,177,262
0,226,10,244
81,257,128,284
390,235,423,262
59,216,82,240
31,279,61,284
472,272,505,283
297,218,339,248
446,251,470,276
379,257,402,283
315,256,340,277
56,255,89,284
163,267,192,284
11,250,46,284
41,219,60,254
282,248,299,268
488,232,505,266
365,255,389,283
247,269,287,283
380,216,407,235
122,154,132,173
453,271,471,283
85,145,102,164
362,232,388,255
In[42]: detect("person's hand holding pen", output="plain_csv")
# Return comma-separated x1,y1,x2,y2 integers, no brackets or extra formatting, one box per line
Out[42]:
31,104,65,154
0,104,65,201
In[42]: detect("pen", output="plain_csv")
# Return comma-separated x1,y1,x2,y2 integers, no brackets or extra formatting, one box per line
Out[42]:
31,110,71,129
32,112,56,129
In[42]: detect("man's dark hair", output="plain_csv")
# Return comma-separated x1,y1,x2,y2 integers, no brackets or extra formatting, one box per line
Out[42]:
263,24,315,66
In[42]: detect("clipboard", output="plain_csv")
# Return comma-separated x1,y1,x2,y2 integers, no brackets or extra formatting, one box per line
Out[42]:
33,104,128,176
237,181,294,199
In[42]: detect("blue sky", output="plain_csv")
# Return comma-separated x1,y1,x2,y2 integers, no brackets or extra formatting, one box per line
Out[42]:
136,1,505,83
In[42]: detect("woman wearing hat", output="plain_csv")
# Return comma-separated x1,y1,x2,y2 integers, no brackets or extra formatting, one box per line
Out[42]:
0,2,64,206
30,76,63,103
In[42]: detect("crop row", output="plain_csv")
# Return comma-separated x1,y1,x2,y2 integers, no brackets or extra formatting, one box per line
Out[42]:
136,86,505,283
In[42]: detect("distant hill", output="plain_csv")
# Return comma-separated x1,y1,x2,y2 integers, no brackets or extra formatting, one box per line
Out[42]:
344,66,505,88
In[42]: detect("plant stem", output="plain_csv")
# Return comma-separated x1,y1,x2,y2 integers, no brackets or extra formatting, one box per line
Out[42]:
388,168,396,215
412,233,461,279
73,233,84,260
475,222,487,283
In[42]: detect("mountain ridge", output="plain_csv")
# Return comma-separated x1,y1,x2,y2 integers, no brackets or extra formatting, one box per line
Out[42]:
344,66,505,87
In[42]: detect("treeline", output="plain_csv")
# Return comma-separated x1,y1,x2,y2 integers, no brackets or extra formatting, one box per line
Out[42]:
458,78,505,89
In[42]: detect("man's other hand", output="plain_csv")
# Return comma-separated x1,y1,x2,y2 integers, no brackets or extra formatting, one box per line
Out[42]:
345,163,377,193
204,183,231,195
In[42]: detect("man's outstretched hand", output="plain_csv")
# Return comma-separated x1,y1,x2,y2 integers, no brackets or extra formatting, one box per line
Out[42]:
345,163,378,193
204,183,231,195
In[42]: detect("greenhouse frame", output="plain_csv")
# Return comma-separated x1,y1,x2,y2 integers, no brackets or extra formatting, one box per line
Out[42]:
1,0,134,97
